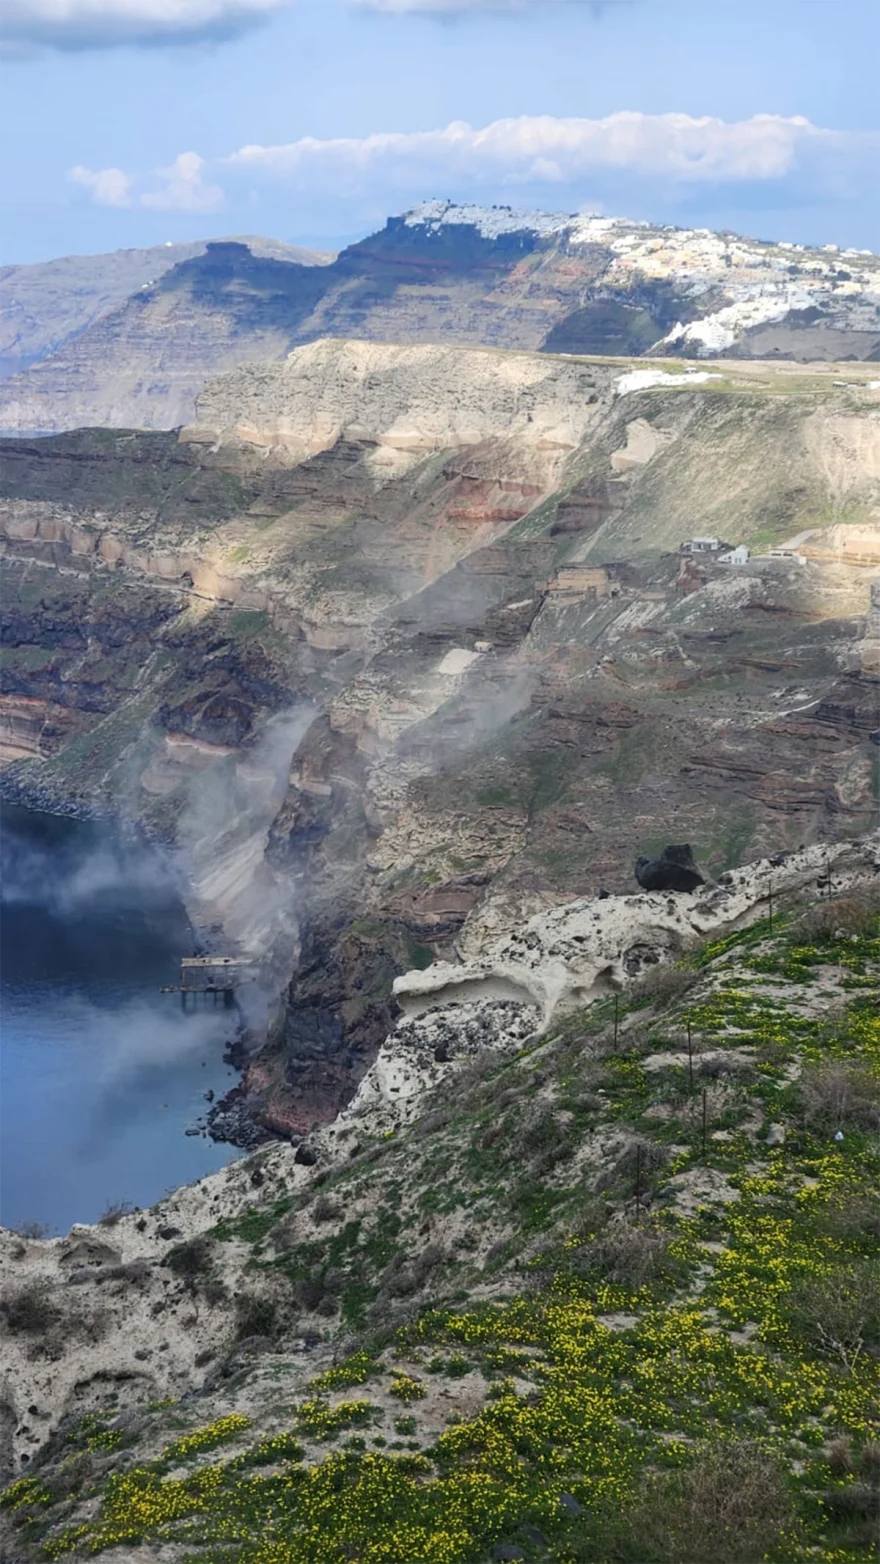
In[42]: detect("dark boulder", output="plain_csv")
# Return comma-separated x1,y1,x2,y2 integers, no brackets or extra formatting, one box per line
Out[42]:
634,844,704,893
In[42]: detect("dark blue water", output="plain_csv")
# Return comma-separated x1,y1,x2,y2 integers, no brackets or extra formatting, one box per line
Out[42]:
0,804,241,1235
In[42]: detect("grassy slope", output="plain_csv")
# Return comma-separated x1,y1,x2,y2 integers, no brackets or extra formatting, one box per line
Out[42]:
3,899,879,1564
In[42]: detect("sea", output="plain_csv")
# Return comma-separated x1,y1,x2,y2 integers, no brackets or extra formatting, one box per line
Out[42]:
0,803,241,1235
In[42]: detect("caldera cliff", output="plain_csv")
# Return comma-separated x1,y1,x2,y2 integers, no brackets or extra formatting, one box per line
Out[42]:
1,339,879,1138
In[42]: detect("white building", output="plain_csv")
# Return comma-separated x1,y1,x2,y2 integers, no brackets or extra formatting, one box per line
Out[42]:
681,536,721,554
718,545,750,566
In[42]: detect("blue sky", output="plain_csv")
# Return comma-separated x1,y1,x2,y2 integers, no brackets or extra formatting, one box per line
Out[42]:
2,0,878,264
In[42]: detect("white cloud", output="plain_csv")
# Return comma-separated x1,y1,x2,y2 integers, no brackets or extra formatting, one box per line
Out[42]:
350,0,620,9
350,0,527,9
141,152,225,212
70,151,224,212
64,112,877,233
0,0,286,53
69,164,134,207
226,111,843,190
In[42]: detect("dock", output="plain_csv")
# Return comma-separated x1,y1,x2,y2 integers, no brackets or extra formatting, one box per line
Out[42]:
161,956,256,1008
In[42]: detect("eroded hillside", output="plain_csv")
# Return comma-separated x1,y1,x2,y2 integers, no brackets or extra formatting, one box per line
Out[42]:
1,841,878,1563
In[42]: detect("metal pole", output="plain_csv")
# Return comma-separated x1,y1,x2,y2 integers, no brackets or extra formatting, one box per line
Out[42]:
687,1020,694,1094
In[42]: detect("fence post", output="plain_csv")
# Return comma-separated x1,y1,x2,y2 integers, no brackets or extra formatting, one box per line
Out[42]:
687,1020,694,1094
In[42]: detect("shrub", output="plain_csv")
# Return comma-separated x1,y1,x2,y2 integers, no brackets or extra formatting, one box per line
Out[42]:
388,1373,425,1403
234,1295,278,1342
97,1260,151,1287
785,1260,880,1372
1,1285,60,1334
597,1137,670,1199
98,1201,135,1228
794,890,879,944
417,1110,451,1135
13,1220,51,1240
578,1220,682,1291
479,1122,505,1150
164,1238,213,1283
520,1109,560,1156
312,1195,343,1225
632,963,699,1008
698,1052,754,1082
812,1188,880,1243
295,1275,327,1312
625,1438,797,1564
825,1436,854,1477
800,1061,880,1133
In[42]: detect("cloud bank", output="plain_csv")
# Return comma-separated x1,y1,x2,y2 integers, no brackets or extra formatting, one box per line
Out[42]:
350,0,547,10
68,112,877,236
2,0,624,52
1,0,286,53
226,111,835,189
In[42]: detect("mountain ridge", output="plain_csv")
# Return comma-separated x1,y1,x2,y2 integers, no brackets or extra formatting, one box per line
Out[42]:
1,204,878,436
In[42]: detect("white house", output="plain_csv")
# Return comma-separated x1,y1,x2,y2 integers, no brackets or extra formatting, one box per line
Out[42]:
718,545,750,566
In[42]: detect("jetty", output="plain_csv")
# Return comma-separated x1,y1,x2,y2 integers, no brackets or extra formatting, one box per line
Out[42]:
161,956,256,1008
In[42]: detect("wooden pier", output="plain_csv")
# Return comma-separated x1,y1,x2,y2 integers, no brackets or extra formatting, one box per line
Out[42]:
161,956,256,1008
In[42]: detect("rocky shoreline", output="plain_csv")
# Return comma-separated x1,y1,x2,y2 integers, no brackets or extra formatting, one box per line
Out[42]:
0,762,115,823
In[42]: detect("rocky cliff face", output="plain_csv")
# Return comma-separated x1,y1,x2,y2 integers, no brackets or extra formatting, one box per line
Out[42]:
0,236,332,389
1,340,878,1135
2,205,879,434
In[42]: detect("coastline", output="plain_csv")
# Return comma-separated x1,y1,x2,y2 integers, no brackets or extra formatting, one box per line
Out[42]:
0,780,274,1171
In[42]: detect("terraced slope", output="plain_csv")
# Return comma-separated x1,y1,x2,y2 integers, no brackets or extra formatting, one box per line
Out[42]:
1,848,878,1563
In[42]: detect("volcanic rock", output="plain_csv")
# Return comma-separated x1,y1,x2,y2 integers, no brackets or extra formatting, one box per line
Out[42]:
634,844,705,893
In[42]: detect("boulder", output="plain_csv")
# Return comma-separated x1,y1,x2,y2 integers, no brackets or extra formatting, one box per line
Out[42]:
634,844,704,893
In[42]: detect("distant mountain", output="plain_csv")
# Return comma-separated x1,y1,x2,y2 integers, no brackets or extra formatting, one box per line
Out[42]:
0,236,333,385
1,204,878,434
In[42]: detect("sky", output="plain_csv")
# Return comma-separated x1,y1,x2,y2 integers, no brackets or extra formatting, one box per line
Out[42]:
1,0,878,265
